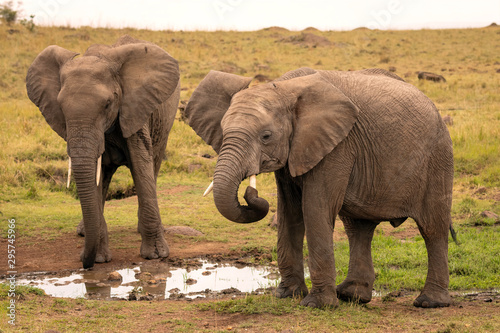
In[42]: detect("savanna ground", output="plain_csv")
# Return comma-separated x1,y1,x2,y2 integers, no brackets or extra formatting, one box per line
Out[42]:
0,23,499,332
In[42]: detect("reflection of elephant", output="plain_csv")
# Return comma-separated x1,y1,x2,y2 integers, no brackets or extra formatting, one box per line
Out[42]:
185,68,455,308
26,35,180,268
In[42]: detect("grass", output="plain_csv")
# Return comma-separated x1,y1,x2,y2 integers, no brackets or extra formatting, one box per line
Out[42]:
0,23,499,331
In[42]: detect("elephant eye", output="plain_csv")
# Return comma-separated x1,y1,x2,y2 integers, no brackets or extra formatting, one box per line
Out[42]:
261,131,272,143
104,99,111,109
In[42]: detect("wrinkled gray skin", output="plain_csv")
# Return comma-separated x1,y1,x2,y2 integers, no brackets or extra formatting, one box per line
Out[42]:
26,35,180,269
184,68,454,308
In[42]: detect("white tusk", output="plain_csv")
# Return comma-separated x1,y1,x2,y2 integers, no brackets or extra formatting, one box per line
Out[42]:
203,181,214,197
96,155,102,186
249,175,256,189
67,156,72,188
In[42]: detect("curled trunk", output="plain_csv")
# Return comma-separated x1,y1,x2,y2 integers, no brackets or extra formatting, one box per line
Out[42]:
212,149,269,223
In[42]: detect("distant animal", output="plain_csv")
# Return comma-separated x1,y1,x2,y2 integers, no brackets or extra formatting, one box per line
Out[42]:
26,35,180,268
418,71,447,82
185,67,455,309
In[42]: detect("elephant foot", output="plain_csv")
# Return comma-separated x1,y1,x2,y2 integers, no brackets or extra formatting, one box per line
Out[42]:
77,219,85,237
300,286,338,308
80,247,111,265
413,292,451,308
140,232,169,259
337,279,373,304
275,279,308,299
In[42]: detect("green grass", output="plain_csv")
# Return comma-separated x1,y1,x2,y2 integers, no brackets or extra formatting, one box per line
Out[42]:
0,23,499,332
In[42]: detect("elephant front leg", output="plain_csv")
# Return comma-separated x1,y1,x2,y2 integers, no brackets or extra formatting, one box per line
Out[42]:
337,217,378,303
274,171,308,299
127,129,169,260
299,184,342,308
300,213,337,308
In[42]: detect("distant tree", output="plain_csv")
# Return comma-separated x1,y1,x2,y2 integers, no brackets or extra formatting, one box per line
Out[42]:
0,1,19,25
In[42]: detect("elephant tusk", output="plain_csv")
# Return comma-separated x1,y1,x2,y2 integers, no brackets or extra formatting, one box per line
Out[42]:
249,175,256,189
96,155,102,186
203,181,214,197
67,156,72,188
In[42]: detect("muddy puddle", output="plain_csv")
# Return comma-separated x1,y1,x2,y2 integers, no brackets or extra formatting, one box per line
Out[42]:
7,258,281,301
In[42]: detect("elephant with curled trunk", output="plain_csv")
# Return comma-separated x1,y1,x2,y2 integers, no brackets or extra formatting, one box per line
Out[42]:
184,67,455,308
26,35,180,269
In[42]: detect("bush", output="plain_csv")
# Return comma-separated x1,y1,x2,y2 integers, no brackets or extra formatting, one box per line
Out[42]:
0,1,18,25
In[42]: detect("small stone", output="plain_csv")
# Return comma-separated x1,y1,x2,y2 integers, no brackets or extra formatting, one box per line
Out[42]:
107,271,123,281
164,226,204,237
185,278,197,285
481,211,499,221
442,115,453,126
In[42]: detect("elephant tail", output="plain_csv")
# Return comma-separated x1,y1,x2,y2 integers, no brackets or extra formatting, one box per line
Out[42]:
449,224,459,245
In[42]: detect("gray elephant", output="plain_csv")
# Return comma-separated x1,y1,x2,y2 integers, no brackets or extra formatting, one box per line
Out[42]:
184,68,455,308
26,35,180,269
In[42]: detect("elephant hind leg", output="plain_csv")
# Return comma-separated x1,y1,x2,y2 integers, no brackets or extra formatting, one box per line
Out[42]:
337,216,378,304
413,214,451,308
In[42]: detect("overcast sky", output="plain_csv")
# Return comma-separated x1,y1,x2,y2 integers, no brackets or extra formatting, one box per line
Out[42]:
18,0,500,31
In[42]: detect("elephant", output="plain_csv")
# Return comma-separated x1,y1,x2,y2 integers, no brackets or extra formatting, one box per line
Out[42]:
26,35,180,269
184,67,455,308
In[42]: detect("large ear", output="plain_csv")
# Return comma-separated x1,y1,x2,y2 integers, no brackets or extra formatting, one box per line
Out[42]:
184,71,253,153
105,42,180,138
283,73,359,177
26,45,79,140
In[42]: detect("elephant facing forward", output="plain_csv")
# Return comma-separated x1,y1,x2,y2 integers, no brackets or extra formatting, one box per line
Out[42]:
184,68,455,308
26,35,180,268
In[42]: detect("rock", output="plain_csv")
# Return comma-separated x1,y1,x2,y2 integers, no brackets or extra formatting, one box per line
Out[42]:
418,71,447,83
178,100,188,122
185,278,197,285
279,33,331,48
269,213,278,228
164,226,204,237
388,66,397,72
107,271,123,281
442,115,453,126
480,211,499,221
254,74,271,82
475,187,487,194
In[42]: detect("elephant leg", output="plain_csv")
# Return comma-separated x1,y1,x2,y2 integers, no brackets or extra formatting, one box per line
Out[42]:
76,164,118,237
127,126,169,259
337,217,378,303
274,170,308,299
413,215,451,308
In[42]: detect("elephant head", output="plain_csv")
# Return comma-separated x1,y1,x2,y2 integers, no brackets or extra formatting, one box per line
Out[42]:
184,69,359,224
26,36,179,268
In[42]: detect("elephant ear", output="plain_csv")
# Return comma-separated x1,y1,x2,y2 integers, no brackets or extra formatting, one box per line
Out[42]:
106,42,180,138
284,73,359,177
184,71,253,153
26,45,79,140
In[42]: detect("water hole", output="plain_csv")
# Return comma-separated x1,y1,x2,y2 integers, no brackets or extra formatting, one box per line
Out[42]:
7,259,281,301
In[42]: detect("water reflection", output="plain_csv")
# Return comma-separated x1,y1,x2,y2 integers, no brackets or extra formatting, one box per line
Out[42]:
11,259,280,300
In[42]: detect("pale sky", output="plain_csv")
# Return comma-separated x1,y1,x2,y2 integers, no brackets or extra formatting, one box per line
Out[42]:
17,0,500,31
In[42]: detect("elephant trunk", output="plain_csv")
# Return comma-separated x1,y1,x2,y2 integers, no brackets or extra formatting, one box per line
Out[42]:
212,137,269,223
71,156,102,268
67,123,104,269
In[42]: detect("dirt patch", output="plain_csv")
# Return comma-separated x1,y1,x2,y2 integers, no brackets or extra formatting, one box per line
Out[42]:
278,33,332,48
0,228,241,274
